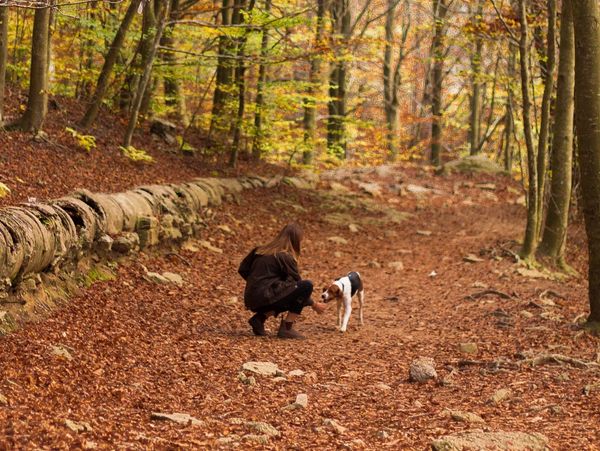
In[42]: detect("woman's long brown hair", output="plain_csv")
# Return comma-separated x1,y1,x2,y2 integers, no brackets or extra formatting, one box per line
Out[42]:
256,223,303,261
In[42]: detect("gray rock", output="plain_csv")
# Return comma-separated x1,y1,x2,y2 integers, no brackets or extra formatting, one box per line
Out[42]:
285,393,308,410
112,232,140,255
245,421,280,437
377,430,390,439
238,372,256,386
328,236,349,245
162,272,183,286
241,361,279,377
357,181,383,197
288,369,305,377
243,434,270,445
150,412,203,426
199,240,223,253
96,234,113,253
489,388,512,405
64,419,93,433
323,418,347,435
368,261,381,269
216,434,241,445
409,357,437,383
447,410,485,424
431,431,549,450
439,155,506,175
387,261,404,271
459,343,478,355
51,345,73,361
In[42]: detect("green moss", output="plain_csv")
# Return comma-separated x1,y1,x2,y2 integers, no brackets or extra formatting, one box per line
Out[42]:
81,266,115,288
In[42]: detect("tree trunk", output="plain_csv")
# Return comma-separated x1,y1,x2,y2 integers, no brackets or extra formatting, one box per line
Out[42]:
518,0,539,259
301,0,325,164
123,2,170,147
252,0,272,160
535,0,557,237
11,4,51,133
430,0,448,166
229,0,255,168
80,0,142,128
504,47,516,172
161,0,188,124
0,6,8,125
539,0,574,266
327,0,350,158
209,0,234,138
383,0,399,159
469,0,483,155
572,0,600,325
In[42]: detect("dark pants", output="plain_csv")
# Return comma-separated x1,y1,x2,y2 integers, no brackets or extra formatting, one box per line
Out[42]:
254,280,313,316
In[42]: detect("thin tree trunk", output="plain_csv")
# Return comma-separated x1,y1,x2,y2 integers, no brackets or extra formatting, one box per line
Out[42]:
539,0,574,266
123,2,170,147
535,0,557,237
209,0,234,138
469,0,483,155
327,0,350,158
0,6,8,124
301,0,325,164
572,0,600,325
383,0,399,159
10,3,51,133
229,0,255,167
518,0,539,259
430,0,448,166
161,0,188,124
504,47,516,172
252,0,272,160
80,0,142,128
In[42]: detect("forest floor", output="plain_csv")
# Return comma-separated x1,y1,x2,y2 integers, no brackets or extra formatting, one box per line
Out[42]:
0,153,598,449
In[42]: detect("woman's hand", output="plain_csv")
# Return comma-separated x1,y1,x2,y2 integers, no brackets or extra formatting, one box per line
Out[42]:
311,302,327,315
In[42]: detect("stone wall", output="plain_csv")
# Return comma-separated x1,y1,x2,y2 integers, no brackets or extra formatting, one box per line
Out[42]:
0,175,314,333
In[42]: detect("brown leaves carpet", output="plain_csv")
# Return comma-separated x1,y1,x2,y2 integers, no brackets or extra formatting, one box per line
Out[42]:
0,166,599,449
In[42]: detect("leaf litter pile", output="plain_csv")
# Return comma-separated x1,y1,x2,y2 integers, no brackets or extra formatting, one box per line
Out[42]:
0,165,599,449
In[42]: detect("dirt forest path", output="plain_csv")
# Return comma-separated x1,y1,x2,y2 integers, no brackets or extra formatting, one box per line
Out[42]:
0,166,599,449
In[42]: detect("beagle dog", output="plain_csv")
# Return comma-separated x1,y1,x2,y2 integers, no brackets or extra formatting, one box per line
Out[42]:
321,271,364,332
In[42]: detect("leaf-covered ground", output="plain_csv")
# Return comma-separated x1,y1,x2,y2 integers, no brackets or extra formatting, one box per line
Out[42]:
0,164,599,449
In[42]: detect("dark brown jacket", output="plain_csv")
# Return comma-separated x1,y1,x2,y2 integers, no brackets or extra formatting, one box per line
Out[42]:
238,248,301,310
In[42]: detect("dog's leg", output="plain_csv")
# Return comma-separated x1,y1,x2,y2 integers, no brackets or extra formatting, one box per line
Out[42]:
340,296,352,333
358,289,365,326
336,299,342,327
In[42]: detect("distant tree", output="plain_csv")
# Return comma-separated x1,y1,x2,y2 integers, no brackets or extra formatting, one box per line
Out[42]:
468,0,483,156
123,0,171,147
430,0,449,166
301,0,325,164
80,0,142,128
0,5,8,125
9,2,52,133
539,0,574,268
383,0,411,160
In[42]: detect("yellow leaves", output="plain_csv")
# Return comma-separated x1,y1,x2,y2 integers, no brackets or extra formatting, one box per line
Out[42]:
0,182,10,198
65,127,96,152
119,145,155,164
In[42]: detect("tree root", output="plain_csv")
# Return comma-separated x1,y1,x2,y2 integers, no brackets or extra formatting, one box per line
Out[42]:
465,289,514,301
523,353,600,369
166,252,191,267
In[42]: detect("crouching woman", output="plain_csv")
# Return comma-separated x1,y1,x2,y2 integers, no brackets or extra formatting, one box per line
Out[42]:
238,223,326,339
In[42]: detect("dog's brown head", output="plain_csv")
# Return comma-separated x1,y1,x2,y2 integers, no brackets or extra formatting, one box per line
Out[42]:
321,283,343,303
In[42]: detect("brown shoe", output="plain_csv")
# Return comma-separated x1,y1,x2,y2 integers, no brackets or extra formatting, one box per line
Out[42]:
277,319,305,339
249,313,267,336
